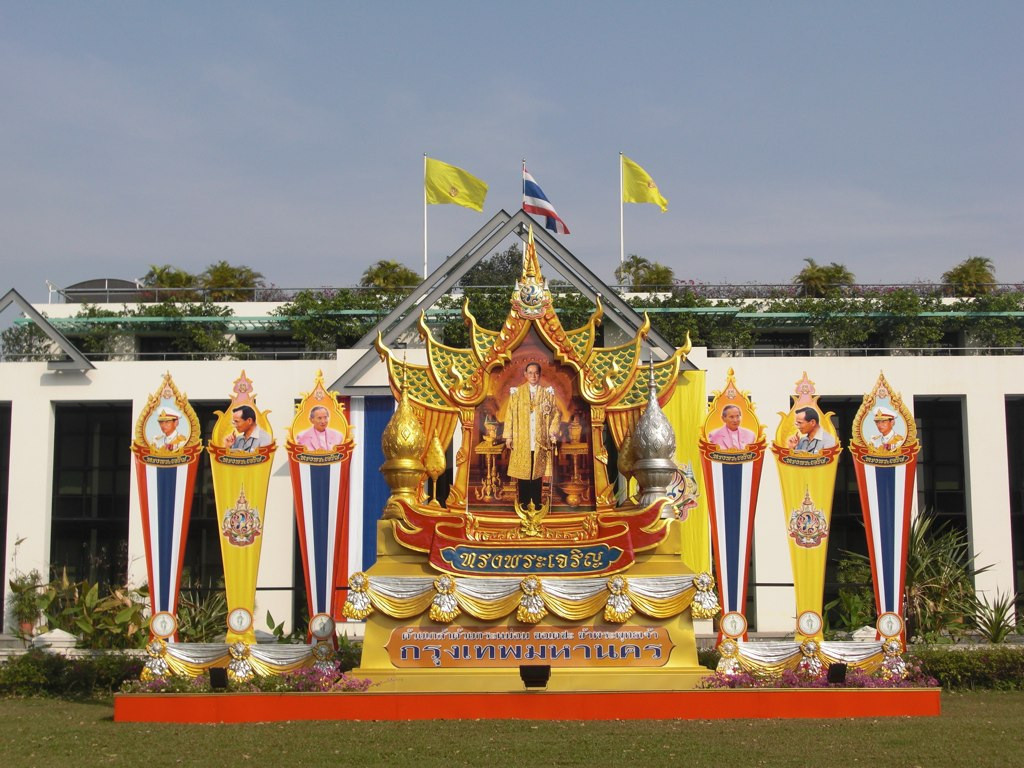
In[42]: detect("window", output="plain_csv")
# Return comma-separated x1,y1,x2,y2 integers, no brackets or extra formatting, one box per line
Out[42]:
1005,398,1024,613
816,397,871,626
0,404,10,607
753,331,812,356
235,334,306,360
51,403,132,586
913,397,968,535
181,403,226,590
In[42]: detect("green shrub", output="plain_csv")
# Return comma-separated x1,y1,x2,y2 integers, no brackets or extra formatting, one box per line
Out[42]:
336,634,362,672
909,646,1024,690
697,647,720,670
39,571,149,650
0,651,144,697
176,581,228,643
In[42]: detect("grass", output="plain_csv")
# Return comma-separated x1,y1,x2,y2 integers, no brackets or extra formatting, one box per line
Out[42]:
1,691,1022,767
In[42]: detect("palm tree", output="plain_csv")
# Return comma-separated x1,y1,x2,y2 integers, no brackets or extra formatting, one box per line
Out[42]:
359,260,420,290
199,261,266,301
614,254,675,290
793,259,854,297
139,264,200,301
942,257,996,296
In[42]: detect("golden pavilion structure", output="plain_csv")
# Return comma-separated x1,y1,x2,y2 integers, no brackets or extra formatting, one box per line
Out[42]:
344,228,714,692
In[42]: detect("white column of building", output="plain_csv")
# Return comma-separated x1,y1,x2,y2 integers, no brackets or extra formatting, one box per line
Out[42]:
3,372,54,632
962,390,1016,598
125,397,148,590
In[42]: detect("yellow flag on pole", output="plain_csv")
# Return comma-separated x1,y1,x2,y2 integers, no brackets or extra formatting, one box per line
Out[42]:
424,157,488,211
622,155,668,212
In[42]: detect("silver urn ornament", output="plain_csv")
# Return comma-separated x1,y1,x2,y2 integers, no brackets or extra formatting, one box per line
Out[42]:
632,358,678,512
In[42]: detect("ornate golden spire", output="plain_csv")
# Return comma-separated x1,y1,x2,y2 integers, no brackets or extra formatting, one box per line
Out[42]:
510,225,551,320
380,358,427,518
522,225,541,282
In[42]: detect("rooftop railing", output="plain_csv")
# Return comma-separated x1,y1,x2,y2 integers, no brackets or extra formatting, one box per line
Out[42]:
52,282,1024,304
4,346,1021,364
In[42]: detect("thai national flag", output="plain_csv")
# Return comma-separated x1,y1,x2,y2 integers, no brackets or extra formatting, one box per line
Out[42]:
523,166,570,234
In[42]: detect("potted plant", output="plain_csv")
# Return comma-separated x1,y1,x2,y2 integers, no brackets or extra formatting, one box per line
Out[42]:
7,569,43,637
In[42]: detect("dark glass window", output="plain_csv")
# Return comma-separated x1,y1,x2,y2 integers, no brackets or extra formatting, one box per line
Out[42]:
1006,398,1024,613
0,404,10,608
753,331,812,355
51,403,132,586
138,337,186,361
816,397,870,627
913,397,968,536
235,334,305,359
181,403,225,590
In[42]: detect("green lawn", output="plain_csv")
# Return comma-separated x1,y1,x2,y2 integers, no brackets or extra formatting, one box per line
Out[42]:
1,692,1021,768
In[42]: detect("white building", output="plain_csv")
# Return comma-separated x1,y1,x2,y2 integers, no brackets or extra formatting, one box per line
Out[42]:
2,216,1021,636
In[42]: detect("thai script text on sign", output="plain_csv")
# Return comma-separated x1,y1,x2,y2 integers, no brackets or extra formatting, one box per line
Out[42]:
385,625,673,668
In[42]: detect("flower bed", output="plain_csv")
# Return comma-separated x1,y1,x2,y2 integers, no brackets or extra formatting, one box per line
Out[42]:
119,664,372,694
698,665,938,690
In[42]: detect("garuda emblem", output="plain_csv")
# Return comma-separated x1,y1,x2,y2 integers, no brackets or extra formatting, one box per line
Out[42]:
222,487,262,547
788,489,828,548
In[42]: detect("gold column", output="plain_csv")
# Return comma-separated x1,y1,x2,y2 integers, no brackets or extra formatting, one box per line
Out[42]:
590,406,615,510
448,407,475,510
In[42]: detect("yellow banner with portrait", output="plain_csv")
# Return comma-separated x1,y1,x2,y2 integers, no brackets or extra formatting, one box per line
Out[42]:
770,372,841,641
208,371,276,644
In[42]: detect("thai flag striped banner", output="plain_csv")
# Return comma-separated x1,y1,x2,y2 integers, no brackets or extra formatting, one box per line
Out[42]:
701,456,765,619
698,370,767,641
853,452,917,616
136,455,200,614
131,373,203,641
850,373,919,634
522,164,570,235
286,374,355,641
288,451,353,619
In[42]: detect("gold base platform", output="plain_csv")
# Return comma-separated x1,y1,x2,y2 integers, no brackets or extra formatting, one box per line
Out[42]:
351,517,708,693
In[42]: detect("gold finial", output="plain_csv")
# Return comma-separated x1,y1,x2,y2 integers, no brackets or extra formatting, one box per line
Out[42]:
522,224,540,281
424,430,447,506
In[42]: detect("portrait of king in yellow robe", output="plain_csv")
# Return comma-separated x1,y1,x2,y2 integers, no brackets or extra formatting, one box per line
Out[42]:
502,362,562,508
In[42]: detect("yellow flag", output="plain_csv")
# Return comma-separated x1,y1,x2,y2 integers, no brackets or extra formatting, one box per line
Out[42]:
622,155,668,212
424,157,488,211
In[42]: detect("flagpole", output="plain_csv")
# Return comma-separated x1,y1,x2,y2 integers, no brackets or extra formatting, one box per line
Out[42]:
619,152,625,267
423,154,429,279
522,158,527,240
522,157,526,211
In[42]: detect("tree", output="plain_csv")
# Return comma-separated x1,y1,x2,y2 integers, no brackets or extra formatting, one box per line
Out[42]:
614,254,675,290
275,289,393,352
460,244,523,287
792,259,855,297
139,265,200,301
0,322,53,361
359,260,421,290
199,261,266,301
942,256,996,297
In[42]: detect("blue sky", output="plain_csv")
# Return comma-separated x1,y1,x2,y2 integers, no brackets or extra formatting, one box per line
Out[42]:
2,1,1021,301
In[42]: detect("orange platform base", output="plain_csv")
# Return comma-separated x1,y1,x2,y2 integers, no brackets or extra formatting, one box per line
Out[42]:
114,687,940,723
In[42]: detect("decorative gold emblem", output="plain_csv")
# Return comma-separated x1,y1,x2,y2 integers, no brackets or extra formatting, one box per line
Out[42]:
787,488,828,548
221,487,262,547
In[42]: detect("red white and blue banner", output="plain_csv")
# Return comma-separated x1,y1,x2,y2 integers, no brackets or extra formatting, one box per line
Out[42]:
850,373,919,630
698,369,766,640
286,373,355,640
131,373,203,641
522,163,570,235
